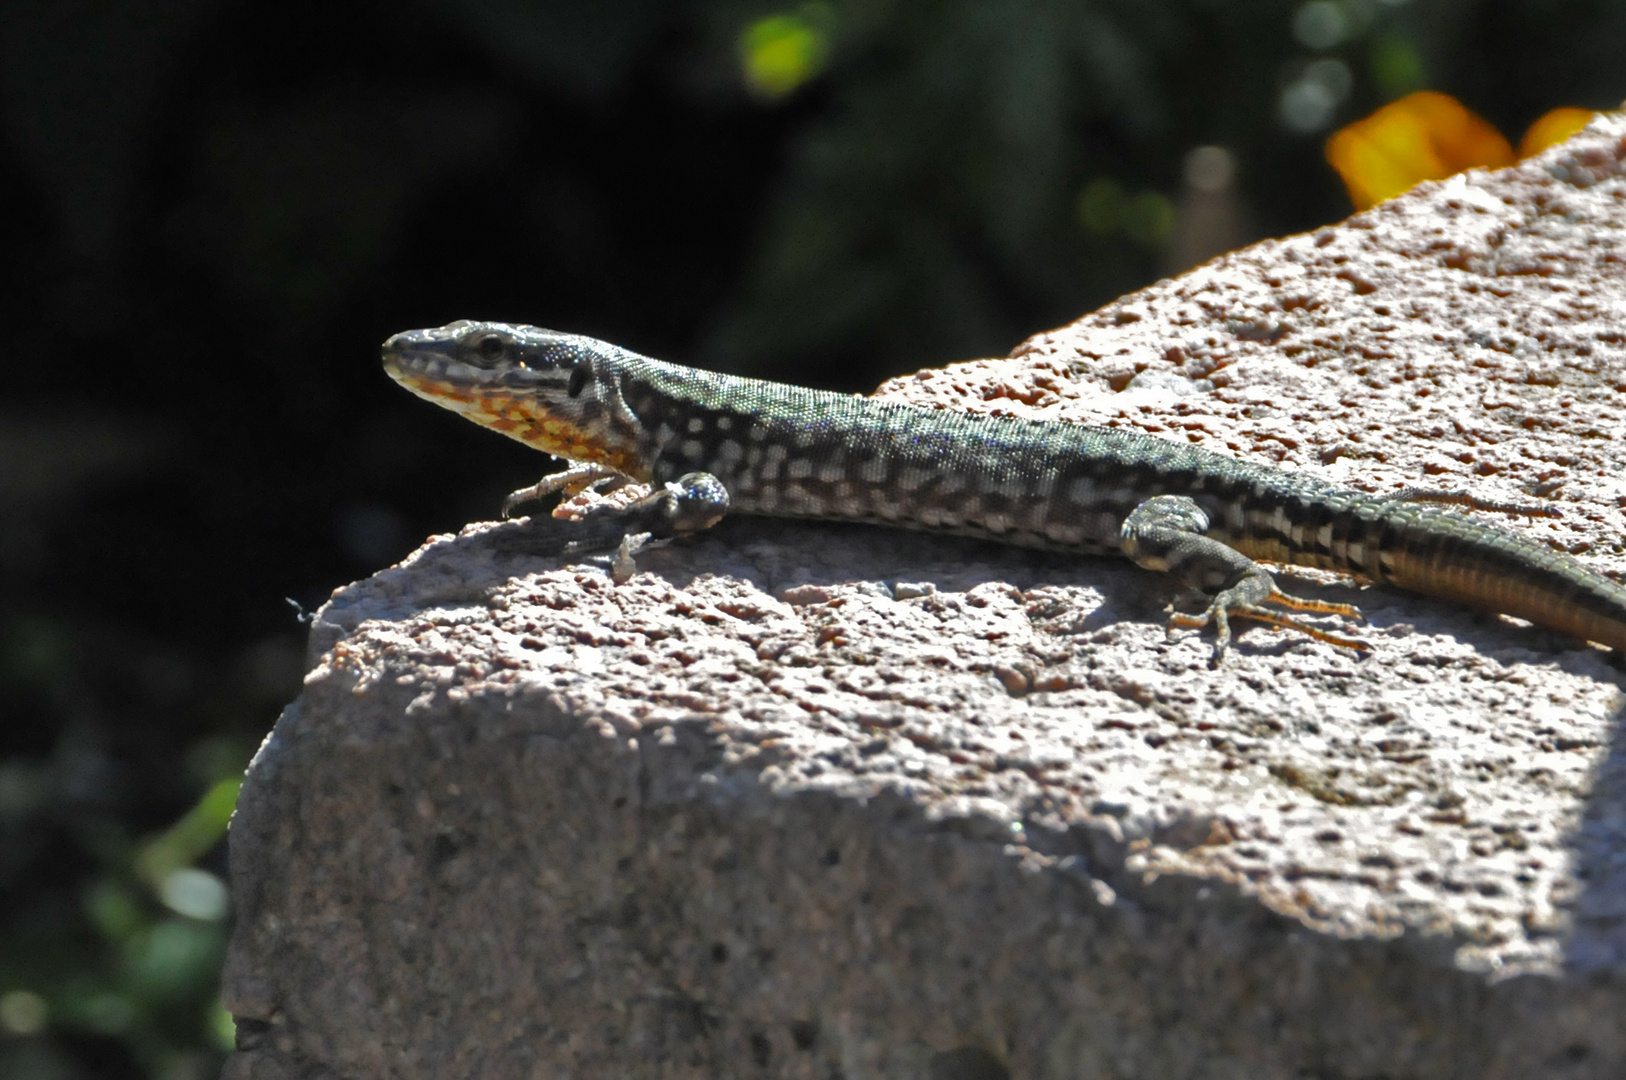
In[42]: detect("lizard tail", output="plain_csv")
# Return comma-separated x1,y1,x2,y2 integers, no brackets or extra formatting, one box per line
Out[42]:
1374,507,1626,653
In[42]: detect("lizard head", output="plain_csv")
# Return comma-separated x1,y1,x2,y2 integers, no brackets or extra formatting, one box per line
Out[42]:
381,320,593,401
381,320,647,475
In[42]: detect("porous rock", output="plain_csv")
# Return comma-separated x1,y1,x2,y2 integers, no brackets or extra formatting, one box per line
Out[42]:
222,116,1626,1079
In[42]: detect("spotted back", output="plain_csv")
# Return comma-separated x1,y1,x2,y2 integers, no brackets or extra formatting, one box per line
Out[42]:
614,354,1332,557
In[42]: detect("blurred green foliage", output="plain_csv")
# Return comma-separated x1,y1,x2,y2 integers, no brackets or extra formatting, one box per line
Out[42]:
0,696,242,1079
697,0,1624,380
741,3,836,98
1,1,1621,1077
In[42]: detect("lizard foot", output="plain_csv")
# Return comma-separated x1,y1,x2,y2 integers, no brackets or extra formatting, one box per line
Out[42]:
1168,584,1370,663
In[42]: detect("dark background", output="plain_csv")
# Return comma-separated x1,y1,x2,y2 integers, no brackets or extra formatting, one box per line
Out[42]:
2,1,1622,1076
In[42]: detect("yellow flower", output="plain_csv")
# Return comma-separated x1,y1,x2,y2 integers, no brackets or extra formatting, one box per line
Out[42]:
1517,106,1599,158
1325,91,1599,210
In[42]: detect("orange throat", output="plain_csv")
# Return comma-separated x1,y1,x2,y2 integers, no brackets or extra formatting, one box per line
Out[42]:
393,373,647,478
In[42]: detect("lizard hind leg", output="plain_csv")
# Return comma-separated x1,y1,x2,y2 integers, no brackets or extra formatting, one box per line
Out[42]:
1120,494,1370,661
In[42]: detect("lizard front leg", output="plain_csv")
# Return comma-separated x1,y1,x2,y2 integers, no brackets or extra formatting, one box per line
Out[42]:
1119,494,1370,661
496,472,731,583
501,462,630,519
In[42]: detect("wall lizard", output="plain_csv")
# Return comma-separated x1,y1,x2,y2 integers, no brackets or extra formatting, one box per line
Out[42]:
382,320,1626,660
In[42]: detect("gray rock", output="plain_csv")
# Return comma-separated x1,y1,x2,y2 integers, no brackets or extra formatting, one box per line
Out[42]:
223,116,1626,1079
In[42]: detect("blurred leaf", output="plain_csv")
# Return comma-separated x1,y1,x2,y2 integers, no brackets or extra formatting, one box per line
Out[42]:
740,4,834,100
1076,180,1172,248
85,878,146,944
1123,190,1175,247
1367,32,1426,99
128,919,224,1002
62,989,137,1036
182,735,254,790
1077,179,1126,234
1517,106,1598,158
1324,90,1514,210
133,778,240,889
209,998,235,1052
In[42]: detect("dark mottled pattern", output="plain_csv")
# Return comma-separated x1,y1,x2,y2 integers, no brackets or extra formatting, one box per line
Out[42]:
623,357,1294,549
610,352,1626,652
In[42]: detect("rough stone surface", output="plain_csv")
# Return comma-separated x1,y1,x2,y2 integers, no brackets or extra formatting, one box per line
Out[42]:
223,117,1626,1080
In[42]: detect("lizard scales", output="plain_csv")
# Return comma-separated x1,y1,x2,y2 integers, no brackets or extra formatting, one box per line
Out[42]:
382,320,1626,657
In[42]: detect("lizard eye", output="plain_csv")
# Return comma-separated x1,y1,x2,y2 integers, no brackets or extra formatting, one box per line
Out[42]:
476,333,507,360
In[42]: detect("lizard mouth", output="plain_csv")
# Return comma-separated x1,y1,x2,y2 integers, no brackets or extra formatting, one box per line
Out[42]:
381,329,478,389
380,328,528,423
382,324,571,396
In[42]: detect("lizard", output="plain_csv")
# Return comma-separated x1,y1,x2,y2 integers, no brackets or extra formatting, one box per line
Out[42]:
381,319,1626,661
